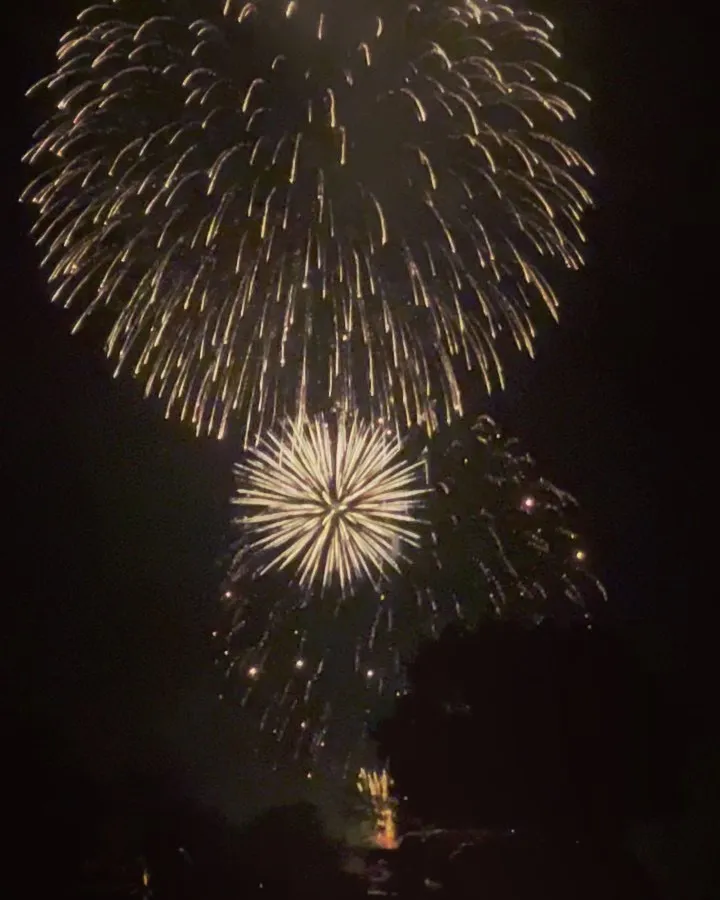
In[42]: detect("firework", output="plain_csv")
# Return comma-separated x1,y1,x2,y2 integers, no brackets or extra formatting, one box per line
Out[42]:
232,413,427,593
217,416,605,771
357,768,398,849
24,1,592,440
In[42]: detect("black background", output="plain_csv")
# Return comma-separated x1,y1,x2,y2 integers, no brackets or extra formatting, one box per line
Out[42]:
4,0,697,830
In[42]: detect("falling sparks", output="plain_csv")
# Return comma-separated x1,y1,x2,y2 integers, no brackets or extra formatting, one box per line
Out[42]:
218,416,606,769
23,0,593,442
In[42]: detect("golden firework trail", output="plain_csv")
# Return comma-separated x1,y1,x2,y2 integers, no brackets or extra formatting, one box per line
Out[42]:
23,1,592,441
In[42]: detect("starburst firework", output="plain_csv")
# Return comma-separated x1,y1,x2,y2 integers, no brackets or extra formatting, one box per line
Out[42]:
23,0,592,440
218,416,606,771
232,414,428,592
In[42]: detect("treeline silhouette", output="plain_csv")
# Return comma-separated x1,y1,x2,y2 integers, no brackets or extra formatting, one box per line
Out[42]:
6,717,364,898
7,616,711,898
373,618,690,897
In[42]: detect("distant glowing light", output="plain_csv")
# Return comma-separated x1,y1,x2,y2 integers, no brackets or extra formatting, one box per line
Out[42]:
357,768,398,849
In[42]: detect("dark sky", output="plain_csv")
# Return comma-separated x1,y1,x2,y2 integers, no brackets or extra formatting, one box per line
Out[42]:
5,0,693,825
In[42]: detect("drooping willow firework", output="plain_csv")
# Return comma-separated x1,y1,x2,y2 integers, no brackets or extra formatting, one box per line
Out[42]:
24,0,592,441
217,415,606,773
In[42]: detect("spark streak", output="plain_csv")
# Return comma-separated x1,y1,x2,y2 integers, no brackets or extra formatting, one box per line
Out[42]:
24,1,593,440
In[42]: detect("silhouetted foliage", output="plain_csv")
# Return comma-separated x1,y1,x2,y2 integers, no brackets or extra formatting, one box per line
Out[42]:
7,717,104,895
376,620,681,837
442,832,659,899
92,770,245,898
236,801,365,897
7,714,365,898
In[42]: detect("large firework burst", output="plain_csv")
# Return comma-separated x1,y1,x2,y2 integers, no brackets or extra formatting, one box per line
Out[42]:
232,414,427,593
217,416,606,772
24,0,592,440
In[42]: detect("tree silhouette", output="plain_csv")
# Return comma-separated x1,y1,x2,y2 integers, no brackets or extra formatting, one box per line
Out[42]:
236,801,365,898
6,717,104,896
374,619,683,897
95,769,245,898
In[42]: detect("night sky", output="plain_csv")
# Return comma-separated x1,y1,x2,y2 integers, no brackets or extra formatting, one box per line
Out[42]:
6,0,695,827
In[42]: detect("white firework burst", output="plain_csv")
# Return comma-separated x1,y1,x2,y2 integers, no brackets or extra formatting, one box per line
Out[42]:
232,414,428,592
